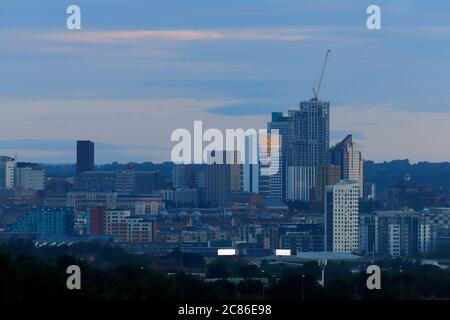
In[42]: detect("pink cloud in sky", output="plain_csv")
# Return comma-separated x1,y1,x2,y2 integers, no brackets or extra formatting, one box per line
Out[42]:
39,29,310,43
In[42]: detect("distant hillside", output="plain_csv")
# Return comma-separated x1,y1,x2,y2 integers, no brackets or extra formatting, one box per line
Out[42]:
365,160,450,193
42,159,450,195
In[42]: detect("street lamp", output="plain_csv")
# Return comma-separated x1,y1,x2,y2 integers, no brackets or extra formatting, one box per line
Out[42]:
399,267,404,300
261,270,265,299
301,274,306,301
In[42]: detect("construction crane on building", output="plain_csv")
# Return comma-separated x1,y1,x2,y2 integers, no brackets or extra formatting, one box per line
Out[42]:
312,49,331,101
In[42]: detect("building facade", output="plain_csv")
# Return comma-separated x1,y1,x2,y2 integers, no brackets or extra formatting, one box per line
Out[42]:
0,156,16,190
162,188,199,207
76,140,95,175
9,207,75,236
205,151,231,208
330,135,364,198
286,99,330,202
15,163,46,191
105,209,154,242
325,180,360,253
375,211,431,257
88,206,108,235
268,113,291,199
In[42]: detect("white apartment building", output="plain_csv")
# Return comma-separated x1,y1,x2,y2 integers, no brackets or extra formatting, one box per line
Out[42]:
15,165,46,191
418,222,432,254
325,180,360,253
0,156,16,190
344,143,364,198
388,224,401,257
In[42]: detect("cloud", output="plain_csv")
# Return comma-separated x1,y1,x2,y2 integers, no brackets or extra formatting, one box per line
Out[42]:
40,30,225,43
38,28,311,44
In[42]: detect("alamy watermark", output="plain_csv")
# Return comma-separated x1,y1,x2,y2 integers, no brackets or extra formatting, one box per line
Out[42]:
170,121,280,176
66,265,81,290
66,4,81,30
366,265,382,290
367,5,382,30
65,4,380,31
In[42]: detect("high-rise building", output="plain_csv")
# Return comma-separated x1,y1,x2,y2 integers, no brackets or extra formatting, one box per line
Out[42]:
205,151,231,208
15,162,46,191
286,166,317,202
291,99,330,166
258,132,283,199
287,99,330,202
325,180,360,253
268,112,291,199
330,135,364,198
188,164,207,206
76,140,95,175
0,156,16,190
230,151,242,193
243,135,259,194
172,164,187,189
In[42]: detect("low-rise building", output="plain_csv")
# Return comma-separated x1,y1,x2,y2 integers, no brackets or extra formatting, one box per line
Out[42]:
8,207,75,236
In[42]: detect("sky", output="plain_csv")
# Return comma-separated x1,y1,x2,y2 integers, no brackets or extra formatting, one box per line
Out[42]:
1,0,450,164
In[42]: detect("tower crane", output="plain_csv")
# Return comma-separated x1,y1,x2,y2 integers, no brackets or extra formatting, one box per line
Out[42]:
312,49,331,100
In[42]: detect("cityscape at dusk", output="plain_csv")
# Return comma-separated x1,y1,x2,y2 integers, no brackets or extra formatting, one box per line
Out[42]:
1,0,450,314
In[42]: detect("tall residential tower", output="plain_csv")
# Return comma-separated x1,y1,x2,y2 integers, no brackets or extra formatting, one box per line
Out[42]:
76,140,95,175
330,135,364,198
286,99,330,201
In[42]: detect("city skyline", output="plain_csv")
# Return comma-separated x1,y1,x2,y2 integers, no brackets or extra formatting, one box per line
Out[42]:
2,0,450,163
2,1,450,306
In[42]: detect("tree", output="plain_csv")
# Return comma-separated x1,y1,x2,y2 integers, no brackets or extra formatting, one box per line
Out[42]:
208,262,230,278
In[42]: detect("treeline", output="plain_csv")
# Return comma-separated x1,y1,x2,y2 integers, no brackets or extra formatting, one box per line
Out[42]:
42,161,174,178
365,159,450,192
1,241,450,300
